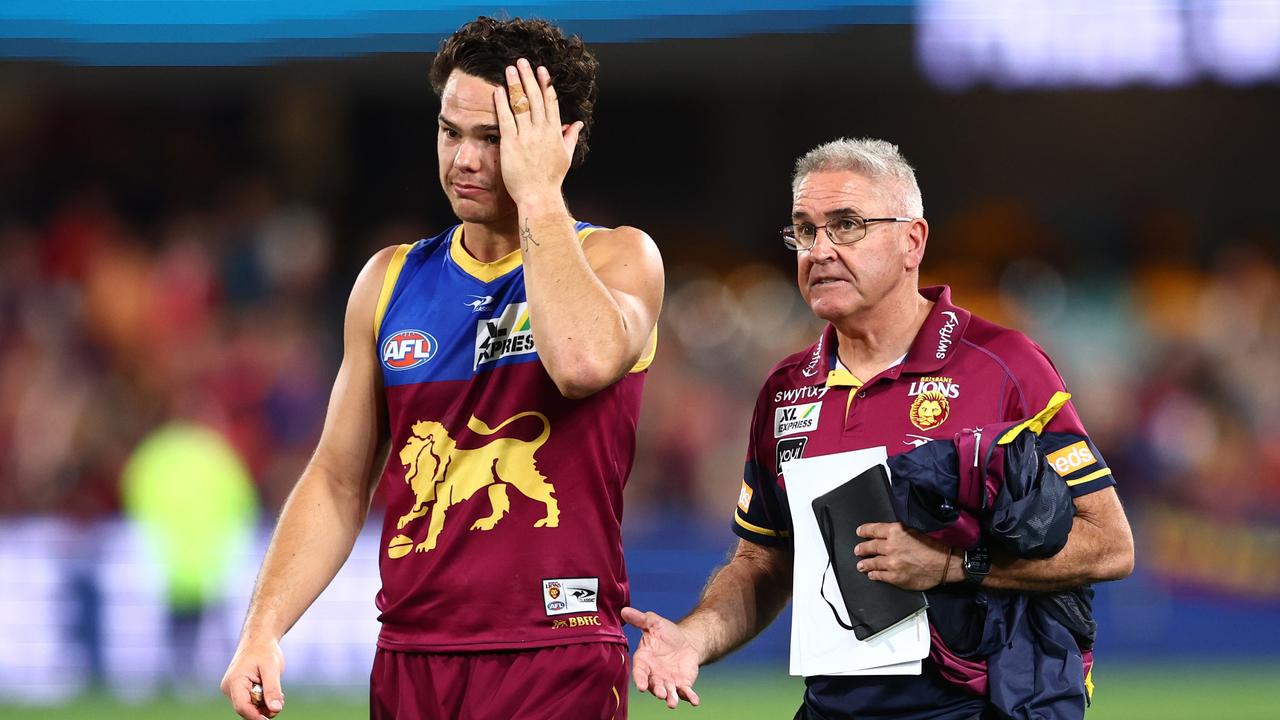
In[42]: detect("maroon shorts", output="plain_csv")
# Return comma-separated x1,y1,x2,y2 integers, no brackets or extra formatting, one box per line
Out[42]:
370,642,630,720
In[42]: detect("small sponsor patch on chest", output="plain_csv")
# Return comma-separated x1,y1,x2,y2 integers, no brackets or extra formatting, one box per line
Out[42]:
775,402,821,437
775,437,809,472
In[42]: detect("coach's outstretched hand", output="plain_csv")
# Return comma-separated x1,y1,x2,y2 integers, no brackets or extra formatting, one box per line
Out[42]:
220,637,285,720
493,57,584,207
622,606,702,709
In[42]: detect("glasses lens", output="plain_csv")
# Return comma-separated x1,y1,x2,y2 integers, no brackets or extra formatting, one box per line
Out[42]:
830,216,866,244
781,228,802,250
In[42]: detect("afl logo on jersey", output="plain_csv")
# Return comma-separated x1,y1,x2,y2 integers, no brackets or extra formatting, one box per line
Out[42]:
382,330,438,371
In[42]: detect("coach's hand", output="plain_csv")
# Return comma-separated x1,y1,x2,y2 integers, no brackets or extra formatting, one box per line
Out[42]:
221,637,285,720
854,522,955,591
493,57,583,208
622,606,702,709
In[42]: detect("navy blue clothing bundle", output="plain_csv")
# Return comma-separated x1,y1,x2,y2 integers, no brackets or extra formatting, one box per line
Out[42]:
885,422,1095,720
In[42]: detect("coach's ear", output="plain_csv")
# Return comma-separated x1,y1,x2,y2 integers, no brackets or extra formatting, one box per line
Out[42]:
903,218,929,272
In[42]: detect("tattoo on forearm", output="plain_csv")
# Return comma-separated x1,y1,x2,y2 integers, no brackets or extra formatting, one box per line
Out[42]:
520,219,539,252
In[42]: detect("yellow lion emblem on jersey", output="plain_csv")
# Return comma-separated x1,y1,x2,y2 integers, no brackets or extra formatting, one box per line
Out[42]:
387,411,556,558
909,390,950,431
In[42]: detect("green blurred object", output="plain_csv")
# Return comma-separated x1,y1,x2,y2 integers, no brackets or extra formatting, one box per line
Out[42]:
5,664,1276,719
121,422,258,610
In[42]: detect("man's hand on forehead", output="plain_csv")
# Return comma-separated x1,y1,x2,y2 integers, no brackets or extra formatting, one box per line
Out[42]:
493,57,584,206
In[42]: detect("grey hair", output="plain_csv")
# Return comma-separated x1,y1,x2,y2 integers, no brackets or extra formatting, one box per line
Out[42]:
791,138,924,218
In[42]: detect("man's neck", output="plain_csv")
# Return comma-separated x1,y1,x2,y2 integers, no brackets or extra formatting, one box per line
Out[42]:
833,284,932,381
459,218,520,263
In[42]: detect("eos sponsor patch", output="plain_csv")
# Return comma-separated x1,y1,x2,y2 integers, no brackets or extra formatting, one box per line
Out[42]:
1046,441,1097,476
775,437,808,471
737,481,754,513
381,329,438,371
775,402,821,437
543,577,599,616
475,302,536,369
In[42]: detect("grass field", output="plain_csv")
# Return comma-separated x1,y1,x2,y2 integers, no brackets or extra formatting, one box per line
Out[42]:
3,663,1276,719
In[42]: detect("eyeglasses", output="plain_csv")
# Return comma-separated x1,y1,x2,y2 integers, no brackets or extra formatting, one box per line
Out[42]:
780,215,914,251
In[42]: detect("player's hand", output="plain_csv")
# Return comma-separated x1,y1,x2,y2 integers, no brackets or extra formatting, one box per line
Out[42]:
492,57,583,208
220,637,286,720
622,606,702,709
854,522,952,590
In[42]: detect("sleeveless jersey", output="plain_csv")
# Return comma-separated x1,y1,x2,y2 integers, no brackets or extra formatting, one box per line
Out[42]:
372,222,654,652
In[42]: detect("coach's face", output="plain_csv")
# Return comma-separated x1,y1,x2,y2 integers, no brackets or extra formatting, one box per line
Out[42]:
793,170,924,324
437,70,516,225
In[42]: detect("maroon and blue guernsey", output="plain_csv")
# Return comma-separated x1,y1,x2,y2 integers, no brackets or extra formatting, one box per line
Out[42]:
372,223,654,653
733,285,1115,720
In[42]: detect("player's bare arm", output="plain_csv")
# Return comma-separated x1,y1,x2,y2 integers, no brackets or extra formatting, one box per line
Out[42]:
854,486,1134,592
220,247,394,720
494,58,664,398
624,539,792,709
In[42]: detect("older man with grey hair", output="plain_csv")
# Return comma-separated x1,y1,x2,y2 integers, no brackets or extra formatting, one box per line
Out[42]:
623,138,1133,720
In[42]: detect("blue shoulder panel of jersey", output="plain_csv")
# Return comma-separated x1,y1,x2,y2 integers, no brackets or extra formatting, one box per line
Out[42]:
377,221,601,388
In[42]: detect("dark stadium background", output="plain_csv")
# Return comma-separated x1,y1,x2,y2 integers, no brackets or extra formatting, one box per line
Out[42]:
1,3,1277,718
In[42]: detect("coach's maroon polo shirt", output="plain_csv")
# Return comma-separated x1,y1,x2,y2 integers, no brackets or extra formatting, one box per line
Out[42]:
731,285,1114,720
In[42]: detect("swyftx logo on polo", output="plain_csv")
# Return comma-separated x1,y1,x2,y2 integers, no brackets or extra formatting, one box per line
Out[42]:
475,302,537,370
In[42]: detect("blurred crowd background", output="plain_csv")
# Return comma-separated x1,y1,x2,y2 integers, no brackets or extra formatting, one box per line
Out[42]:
1,0,1278,710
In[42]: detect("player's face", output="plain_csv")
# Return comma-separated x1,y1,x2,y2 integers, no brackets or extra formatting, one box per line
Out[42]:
792,170,915,323
437,70,516,225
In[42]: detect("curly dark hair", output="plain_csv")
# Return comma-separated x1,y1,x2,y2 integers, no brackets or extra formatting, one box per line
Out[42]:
430,16,600,166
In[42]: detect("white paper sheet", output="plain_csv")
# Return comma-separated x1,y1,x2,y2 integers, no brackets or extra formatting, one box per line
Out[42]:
782,448,930,677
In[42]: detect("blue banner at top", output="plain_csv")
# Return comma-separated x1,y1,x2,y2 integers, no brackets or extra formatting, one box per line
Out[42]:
0,1,916,66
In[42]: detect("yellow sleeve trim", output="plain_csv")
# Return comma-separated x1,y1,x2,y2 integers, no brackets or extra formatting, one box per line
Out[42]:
999,391,1072,444
629,326,658,373
373,243,414,339
1066,467,1113,487
735,512,789,537
577,224,602,241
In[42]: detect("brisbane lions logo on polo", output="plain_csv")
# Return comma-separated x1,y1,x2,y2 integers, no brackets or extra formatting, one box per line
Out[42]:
385,411,557,559
382,329,438,371
908,376,960,430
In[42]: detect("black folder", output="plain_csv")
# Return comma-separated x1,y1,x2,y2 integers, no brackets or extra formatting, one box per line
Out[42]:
811,465,929,640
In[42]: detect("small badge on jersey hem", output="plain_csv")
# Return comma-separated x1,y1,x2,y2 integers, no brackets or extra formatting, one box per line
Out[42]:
542,577,599,616
381,329,439,371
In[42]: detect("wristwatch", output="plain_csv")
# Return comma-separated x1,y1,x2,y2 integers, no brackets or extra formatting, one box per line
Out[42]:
961,546,990,589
